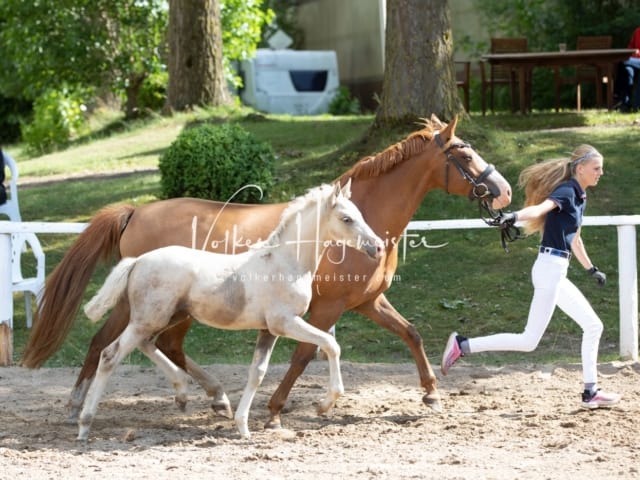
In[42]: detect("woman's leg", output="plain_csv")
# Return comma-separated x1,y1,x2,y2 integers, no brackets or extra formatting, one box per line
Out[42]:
555,277,603,385
468,256,567,354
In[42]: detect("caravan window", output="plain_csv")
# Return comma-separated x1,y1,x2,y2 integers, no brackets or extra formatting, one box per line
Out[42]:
289,71,328,92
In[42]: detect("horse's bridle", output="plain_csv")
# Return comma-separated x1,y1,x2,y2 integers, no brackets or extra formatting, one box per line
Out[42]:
434,131,498,201
434,131,524,251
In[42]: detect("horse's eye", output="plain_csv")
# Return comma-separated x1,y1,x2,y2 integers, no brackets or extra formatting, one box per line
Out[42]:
342,216,353,224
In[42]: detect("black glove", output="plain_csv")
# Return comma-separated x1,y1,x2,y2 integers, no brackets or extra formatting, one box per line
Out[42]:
499,212,517,227
587,266,606,287
488,211,517,228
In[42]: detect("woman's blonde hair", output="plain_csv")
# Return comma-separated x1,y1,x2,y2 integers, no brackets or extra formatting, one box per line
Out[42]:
518,144,602,235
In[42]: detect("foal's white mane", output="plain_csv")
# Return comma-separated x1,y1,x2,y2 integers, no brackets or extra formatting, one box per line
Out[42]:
263,184,336,247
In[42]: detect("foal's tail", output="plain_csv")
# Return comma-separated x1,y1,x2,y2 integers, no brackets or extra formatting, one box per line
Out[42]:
21,204,135,368
84,258,136,323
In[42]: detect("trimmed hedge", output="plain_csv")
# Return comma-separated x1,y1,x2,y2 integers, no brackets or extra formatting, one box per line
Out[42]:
159,122,275,203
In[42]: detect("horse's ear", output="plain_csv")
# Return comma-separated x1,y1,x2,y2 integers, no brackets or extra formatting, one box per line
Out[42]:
440,115,458,143
340,178,352,199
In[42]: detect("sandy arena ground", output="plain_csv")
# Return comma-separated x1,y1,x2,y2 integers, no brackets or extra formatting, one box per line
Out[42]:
1,360,639,479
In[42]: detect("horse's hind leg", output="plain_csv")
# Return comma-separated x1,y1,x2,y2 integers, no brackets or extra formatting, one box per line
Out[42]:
184,357,233,418
68,298,131,423
155,316,231,417
138,340,191,412
77,325,145,442
234,330,278,438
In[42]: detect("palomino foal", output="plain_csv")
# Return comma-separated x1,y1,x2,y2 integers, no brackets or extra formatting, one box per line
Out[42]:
78,181,383,441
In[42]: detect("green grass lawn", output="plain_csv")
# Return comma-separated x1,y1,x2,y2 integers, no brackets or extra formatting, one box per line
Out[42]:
6,107,640,368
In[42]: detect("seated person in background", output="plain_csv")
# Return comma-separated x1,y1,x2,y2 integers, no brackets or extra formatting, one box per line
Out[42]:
614,26,640,112
0,148,6,205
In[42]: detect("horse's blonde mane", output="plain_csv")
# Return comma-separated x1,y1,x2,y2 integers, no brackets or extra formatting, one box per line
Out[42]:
336,118,439,183
265,184,335,246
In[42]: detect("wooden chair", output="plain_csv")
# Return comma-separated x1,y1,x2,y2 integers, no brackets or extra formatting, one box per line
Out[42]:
480,37,529,115
0,152,45,329
554,35,613,111
455,61,471,112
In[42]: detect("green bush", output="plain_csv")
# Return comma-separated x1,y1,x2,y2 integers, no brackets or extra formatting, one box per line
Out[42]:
329,86,361,115
138,71,168,112
159,122,276,203
21,86,89,154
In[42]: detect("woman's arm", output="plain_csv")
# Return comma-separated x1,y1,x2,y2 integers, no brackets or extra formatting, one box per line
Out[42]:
570,227,594,270
514,198,557,222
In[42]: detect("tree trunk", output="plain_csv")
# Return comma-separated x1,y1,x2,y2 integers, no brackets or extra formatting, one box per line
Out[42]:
374,0,463,127
165,0,231,112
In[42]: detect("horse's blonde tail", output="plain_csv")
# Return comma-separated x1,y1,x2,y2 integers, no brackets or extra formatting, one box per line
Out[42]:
84,257,137,323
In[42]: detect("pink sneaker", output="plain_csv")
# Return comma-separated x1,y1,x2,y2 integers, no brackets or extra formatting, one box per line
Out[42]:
441,332,463,375
581,389,621,409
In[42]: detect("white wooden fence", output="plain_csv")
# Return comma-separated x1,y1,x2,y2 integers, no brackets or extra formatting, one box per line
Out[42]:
1,215,638,362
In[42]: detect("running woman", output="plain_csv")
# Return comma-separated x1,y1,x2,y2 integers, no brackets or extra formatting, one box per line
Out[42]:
441,144,621,410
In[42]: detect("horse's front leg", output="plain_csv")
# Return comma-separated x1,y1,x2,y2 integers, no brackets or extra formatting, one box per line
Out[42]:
355,293,442,412
265,302,345,430
272,313,344,416
234,330,278,438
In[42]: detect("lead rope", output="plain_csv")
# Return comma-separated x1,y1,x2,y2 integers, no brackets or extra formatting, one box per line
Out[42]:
479,203,526,253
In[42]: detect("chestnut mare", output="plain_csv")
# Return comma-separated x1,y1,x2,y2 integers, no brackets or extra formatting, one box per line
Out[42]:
22,115,512,428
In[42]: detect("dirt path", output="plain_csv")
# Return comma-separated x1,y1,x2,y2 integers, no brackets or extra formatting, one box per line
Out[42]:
1,360,639,479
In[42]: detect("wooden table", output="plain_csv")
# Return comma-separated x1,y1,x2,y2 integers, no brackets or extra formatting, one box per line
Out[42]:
482,49,635,113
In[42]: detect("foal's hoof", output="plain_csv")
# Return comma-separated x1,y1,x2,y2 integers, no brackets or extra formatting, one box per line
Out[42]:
211,402,233,419
422,392,443,413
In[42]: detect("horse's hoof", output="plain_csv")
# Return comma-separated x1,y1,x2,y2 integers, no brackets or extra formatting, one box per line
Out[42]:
211,402,233,419
316,400,334,416
175,395,187,412
422,392,443,413
66,412,79,424
264,416,282,430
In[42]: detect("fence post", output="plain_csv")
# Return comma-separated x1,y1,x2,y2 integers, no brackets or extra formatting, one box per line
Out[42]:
617,225,638,361
0,233,13,365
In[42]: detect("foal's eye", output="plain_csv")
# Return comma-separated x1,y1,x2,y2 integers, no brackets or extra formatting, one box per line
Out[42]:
342,216,353,224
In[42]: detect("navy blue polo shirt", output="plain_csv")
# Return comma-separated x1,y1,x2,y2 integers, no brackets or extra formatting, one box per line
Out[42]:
541,178,586,252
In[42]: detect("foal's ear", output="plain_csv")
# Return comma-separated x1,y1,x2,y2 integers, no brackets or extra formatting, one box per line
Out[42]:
340,178,352,199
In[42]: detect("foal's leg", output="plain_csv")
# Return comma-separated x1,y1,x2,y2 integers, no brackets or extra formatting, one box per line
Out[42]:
68,299,131,423
156,315,231,417
234,330,278,438
266,301,345,430
184,357,233,418
77,325,146,442
138,340,191,412
271,313,344,416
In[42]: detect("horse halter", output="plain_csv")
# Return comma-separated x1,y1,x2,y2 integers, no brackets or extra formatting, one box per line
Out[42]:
434,132,498,201
434,131,523,252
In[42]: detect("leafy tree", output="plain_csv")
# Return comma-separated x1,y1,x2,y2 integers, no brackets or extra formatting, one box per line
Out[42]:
165,0,230,111
375,0,463,127
0,0,166,118
222,0,274,88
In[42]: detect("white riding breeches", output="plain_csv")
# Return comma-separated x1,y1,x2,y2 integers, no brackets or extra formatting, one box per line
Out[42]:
468,252,603,384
